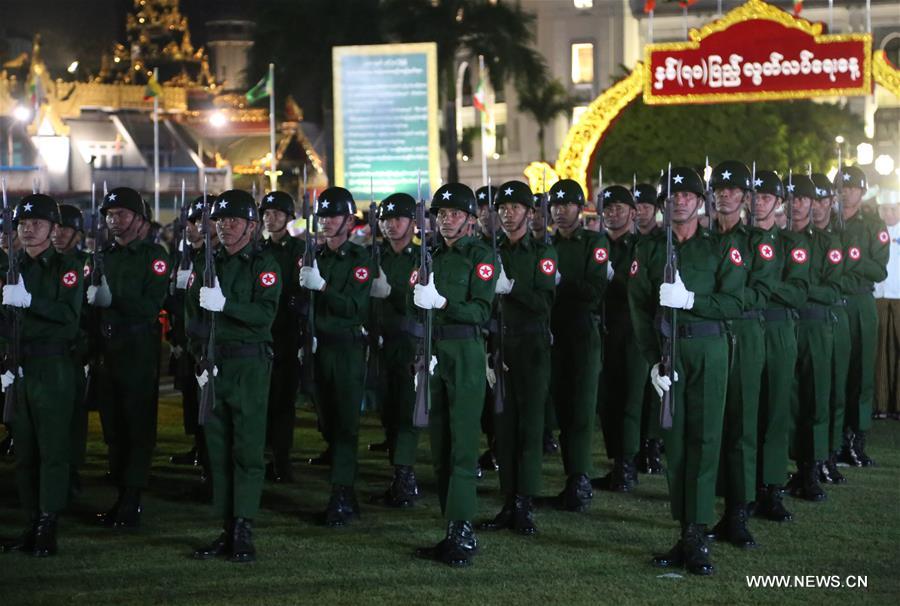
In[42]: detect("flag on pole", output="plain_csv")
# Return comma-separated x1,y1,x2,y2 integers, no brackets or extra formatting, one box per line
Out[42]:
793,0,804,15
473,76,487,114
143,74,163,101
643,0,656,12
246,72,273,104
677,0,698,6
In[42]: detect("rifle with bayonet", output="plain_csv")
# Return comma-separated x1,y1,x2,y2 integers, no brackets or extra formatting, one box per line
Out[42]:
170,180,189,293
597,165,606,235
487,178,504,415
197,180,216,426
300,188,318,393
704,156,716,226
366,177,382,391
836,146,846,231
785,169,794,229
748,162,758,228
1,177,19,423
83,182,107,410
659,163,677,430
541,169,551,245
412,172,432,428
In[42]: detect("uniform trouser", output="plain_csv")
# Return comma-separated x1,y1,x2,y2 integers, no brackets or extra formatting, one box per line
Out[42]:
875,299,900,415
757,319,798,487
845,293,878,433
98,332,161,489
641,382,662,441
379,336,418,466
716,319,764,504
792,320,833,463
314,341,366,487
178,352,200,436
69,356,88,469
430,336,486,521
14,354,74,514
664,334,728,525
830,307,851,451
550,322,603,476
265,345,301,457
205,353,271,520
598,319,650,461
495,333,550,499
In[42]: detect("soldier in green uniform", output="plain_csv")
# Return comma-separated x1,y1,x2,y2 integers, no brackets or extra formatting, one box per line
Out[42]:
50,204,90,498
474,185,499,476
548,178,610,511
752,170,810,523
88,187,169,528
594,185,646,493
413,183,496,567
188,189,280,563
477,180,555,535
0,194,83,556
630,167,744,576
299,186,372,527
788,173,840,501
633,183,661,238
833,166,888,467
259,190,305,483
370,192,421,507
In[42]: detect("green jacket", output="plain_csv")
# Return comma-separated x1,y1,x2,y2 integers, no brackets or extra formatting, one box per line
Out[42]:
17,247,84,344
551,226,610,333
837,209,889,294
760,226,810,311
260,234,305,348
420,235,496,328
313,239,371,333
607,231,638,319
373,240,419,334
497,232,556,328
95,237,169,326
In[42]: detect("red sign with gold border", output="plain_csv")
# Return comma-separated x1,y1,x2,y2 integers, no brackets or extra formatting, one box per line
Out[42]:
643,0,872,105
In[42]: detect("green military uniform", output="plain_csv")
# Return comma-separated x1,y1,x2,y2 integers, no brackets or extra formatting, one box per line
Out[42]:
91,187,169,527
186,189,280,563
548,179,609,510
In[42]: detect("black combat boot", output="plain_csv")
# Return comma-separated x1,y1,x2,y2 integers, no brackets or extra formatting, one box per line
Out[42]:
592,458,637,492
651,535,684,569
795,461,827,502
265,450,294,483
0,433,13,456
230,517,256,563
836,430,861,466
558,474,593,512
97,487,125,527
192,519,233,560
169,444,199,466
639,439,665,475
512,495,537,536
415,521,478,567
542,429,559,455
825,451,847,484
817,459,833,484
851,432,875,467
0,512,37,553
755,484,792,522
682,523,714,575
114,488,142,528
367,439,390,452
31,512,58,557
381,465,419,508
477,449,498,474
477,497,515,531
324,485,359,528
707,503,755,548
307,447,332,466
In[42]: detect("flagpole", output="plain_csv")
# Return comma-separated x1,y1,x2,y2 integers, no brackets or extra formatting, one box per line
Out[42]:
153,67,160,219
268,62,277,191
478,55,488,187
649,10,654,43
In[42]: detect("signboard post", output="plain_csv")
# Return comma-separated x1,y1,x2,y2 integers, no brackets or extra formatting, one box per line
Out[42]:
333,43,440,202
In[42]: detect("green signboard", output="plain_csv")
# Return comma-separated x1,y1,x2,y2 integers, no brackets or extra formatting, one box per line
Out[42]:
333,43,440,204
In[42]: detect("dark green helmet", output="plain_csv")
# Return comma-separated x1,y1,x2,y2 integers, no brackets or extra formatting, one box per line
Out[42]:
13,193,60,225
210,189,259,221
788,174,817,199
474,186,496,208
259,191,295,216
632,183,659,207
100,187,145,216
187,194,217,222
431,183,477,216
548,179,586,206
835,165,867,191
710,161,752,191
755,170,784,198
660,167,705,197
810,173,834,199
378,192,415,219
316,186,356,217
58,203,84,231
601,185,635,209
493,181,534,209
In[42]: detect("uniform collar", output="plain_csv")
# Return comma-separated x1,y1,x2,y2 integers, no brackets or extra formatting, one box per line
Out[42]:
320,238,354,257
500,232,534,251
220,242,254,260
554,226,585,243
19,245,55,266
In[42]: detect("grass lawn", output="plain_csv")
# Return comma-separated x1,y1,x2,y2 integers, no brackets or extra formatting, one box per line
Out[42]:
1,393,898,605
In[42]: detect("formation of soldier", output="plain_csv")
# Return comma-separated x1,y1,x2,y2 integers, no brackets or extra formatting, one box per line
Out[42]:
0,160,886,576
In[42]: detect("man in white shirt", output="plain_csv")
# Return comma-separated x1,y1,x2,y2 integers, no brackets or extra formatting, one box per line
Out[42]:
874,198,900,418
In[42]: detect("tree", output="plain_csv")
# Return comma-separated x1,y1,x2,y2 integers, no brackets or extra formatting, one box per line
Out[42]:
517,77,576,162
381,0,545,182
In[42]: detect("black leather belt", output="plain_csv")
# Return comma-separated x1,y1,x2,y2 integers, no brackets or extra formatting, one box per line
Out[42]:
487,318,549,338
316,329,366,346
658,319,724,339
102,320,159,340
741,310,763,320
763,308,796,322
215,343,270,359
797,305,829,322
21,342,70,358
433,324,481,341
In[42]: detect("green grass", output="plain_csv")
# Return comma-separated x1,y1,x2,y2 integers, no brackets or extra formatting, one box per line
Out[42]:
1,395,898,605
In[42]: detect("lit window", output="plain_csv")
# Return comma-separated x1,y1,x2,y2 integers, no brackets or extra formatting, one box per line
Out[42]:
571,43,594,84
574,0,593,8
572,105,589,124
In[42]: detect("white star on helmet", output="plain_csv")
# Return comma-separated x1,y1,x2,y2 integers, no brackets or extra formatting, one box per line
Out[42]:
843,173,851,181
23,202,33,212
634,189,641,198
754,178,763,187
219,200,228,208
386,202,395,211
504,187,513,196
603,191,611,198
478,191,486,199
787,183,795,192
673,174,684,184
441,191,452,200
555,190,565,199
108,193,117,201
320,200,330,208
266,195,274,202
721,170,732,180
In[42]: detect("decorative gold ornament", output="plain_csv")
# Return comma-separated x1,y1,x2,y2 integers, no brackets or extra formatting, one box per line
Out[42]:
874,50,900,99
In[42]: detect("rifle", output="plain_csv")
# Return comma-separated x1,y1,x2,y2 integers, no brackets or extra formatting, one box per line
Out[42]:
836,145,846,230
632,173,639,235
487,178,505,415
748,161,758,228
597,165,606,235
300,188,317,391
541,168,551,245
197,178,216,426
704,155,716,225
659,163,677,430
366,176,382,391
82,182,107,411
412,171,433,428
1,177,19,424
785,169,794,229
170,180,189,292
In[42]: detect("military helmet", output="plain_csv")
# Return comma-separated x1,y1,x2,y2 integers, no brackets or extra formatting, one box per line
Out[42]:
259,190,295,216
188,194,217,222
659,167,705,198
600,185,635,209
548,179,586,206
58,203,84,231
142,200,153,221
632,183,659,207
316,186,356,217
474,186,496,208
210,189,259,222
100,187,145,216
13,193,60,225
493,180,534,210
788,174,817,199
378,192,415,220
810,173,834,199
755,170,784,199
835,165,867,191
430,183,477,216
710,161,752,192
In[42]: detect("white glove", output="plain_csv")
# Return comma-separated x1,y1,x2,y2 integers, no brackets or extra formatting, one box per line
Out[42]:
370,266,391,299
297,337,318,363
299,260,326,292
2,277,31,308
196,365,219,388
83,364,90,378
171,345,184,358
607,263,615,282
0,370,14,392
555,270,562,286
650,363,679,399
494,266,514,295
413,272,447,310
200,278,226,312
486,360,497,389
175,268,192,290
413,355,438,392
659,270,694,310
87,275,112,307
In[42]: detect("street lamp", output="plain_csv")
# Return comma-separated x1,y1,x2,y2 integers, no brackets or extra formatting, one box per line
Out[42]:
13,106,31,122
857,142,874,165
835,135,845,144
874,155,895,176
209,111,227,128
